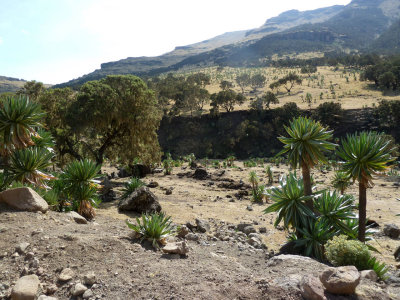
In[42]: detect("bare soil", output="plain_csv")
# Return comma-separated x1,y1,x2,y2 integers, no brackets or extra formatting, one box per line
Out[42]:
1,162,400,299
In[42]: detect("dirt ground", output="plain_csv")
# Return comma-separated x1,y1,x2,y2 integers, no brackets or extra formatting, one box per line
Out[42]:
0,162,400,299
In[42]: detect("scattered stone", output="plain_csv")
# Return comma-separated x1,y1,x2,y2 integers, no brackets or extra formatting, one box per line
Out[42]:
395,246,400,261
83,272,96,286
72,283,87,296
16,242,30,254
383,224,400,239
38,296,57,300
259,227,267,233
58,268,74,282
44,284,58,295
153,168,163,173
234,190,248,200
214,170,225,177
66,211,88,224
186,221,196,231
0,187,48,212
82,289,94,299
195,219,210,233
147,181,159,188
246,205,253,211
165,188,173,195
236,223,253,232
11,275,40,300
11,252,20,258
177,225,189,238
25,252,35,260
243,226,257,235
185,233,199,242
300,275,327,300
162,241,189,255
118,187,161,214
360,270,378,282
193,168,208,180
29,257,39,269
356,283,391,300
320,266,360,295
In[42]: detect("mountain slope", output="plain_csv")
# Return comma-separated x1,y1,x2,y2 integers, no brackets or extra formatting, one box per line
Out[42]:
0,76,26,94
56,0,400,88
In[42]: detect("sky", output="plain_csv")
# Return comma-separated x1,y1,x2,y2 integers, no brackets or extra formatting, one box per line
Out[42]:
0,0,351,84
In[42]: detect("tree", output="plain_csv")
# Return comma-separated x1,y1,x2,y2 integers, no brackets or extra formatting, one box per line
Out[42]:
250,74,266,91
337,132,395,242
235,73,251,93
220,80,234,91
17,81,45,101
278,117,336,209
211,89,245,112
379,72,397,90
270,72,302,94
301,65,317,77
69,75,162,165
250,91,279,111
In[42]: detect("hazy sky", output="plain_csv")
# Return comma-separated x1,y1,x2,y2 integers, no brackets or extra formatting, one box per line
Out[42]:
0,0,351,84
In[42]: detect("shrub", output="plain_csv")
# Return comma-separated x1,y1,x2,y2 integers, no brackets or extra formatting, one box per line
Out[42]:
121,177,145,199
325,235,388,280
126,212,175,249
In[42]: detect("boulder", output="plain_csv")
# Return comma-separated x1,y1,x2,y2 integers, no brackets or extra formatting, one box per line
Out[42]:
58,268,74,282
66,211,88,224
83,272,96,286
300,275,327,300
118,187,161,213
383,224,400,239
395,246,400,261
147,181,159,188
11,275,40,300
195,219,210,233
320,266,360,295
360,270,378,282
162,241,189,255
130,164,151,178
0,187,48,213
71,283,87,296
193,168,209,180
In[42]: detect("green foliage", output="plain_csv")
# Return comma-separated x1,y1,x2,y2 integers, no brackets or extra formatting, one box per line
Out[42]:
292,218,338,261
278,117,336,170
331,171,352,194
325,235,388,280
16,81,45,101
210,89,245,112
312,102,344,127
8,147,54,188
269,72,302,94
121,177,145,199
252,184,265,203
301,65,317,76
31,129,55,151
265,165,273,185
264,172,314,230
338,131,395,188
60,159,101,220
126,212,175,249
0,95,44,156
163,153,173,175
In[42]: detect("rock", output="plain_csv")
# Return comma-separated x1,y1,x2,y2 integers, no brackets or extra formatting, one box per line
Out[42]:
246,205,253,211
259,227,267,233
83,272,96,286
300,275,327,300
162,241,189,255
248,237,262,248
383,224,400,239
82,289,93,299
147,181,159,188
130,163,151,178
356,283,391,300
195,219,210,233
395,246,400,261
29,257,39,269
38,296,57,300
11,275,40,300
117,167,131,178
72,283,87,296
243,226,257,235
177,225,189,238
66,211,88,224
165,188,173,195
100,189,116,203
236,223,253,232
185,221,196,231
360,270,378,282
118,187,161,213
193,168,208,180
58,268,74,282
153,168,163,173
44,284,58,295
185,233,199,241
320,266,360,295
16,242,30,254
0,187,48,212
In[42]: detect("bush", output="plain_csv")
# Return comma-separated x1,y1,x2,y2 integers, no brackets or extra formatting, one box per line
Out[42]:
126,212,175,249
325,235,388,280
121,177,145,199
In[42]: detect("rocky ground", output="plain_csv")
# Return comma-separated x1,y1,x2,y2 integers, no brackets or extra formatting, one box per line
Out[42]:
1,162,400,299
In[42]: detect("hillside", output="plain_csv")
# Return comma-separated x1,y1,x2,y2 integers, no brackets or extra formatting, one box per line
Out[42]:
56,0,400,88
0,76,26,94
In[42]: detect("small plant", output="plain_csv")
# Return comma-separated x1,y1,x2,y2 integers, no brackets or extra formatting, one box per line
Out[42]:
225,155,236,167
212,160,221,169
325,235,388,280
121,177,145,199
126,212,175,249
331,171,352,195
163,153,173,175
265,165,273,185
